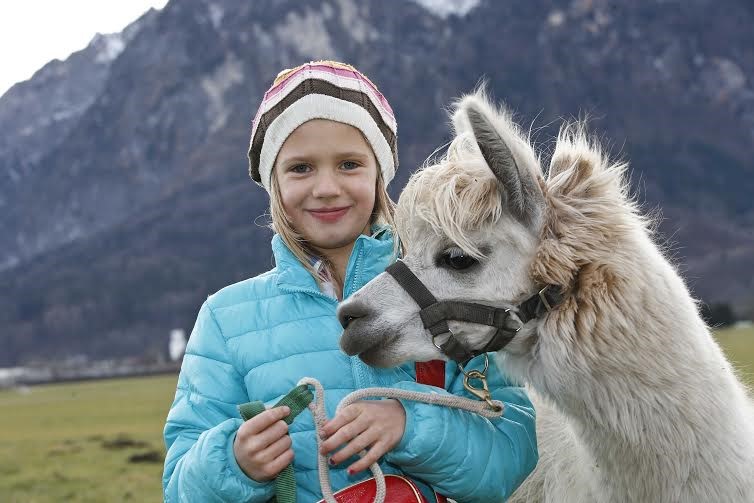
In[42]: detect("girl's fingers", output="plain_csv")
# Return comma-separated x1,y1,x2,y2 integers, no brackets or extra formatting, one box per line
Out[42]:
243,406,290,435
241,419,289,451
256,432,293,463
320,414,367,455
321,404,359,438
328,428,378,465
347,440,388,474
255,448,295,481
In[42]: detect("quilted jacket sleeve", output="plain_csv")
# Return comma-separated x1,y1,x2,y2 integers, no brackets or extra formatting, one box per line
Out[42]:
162,301,274,502
384,355,538,502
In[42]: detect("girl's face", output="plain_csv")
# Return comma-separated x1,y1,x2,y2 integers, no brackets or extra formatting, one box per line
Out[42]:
274,119,378,254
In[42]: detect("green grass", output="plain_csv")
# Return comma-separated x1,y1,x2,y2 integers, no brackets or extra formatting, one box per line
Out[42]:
714,325,754,389
0,327,752,502
0,374,178,503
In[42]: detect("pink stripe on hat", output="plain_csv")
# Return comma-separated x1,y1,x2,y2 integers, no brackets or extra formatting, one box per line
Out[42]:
266,63,394,116
247,61,399,191
250,62,396,144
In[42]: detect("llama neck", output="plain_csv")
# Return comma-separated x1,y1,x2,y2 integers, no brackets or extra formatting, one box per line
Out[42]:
537,237,754,494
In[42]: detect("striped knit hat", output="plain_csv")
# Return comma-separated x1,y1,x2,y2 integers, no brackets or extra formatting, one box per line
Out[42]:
248,60,398,191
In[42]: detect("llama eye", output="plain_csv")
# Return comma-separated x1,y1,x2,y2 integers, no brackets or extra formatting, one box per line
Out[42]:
439,248,478,270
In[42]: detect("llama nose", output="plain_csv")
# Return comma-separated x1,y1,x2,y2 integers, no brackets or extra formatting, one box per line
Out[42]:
338,312,360,329
337,301,368,329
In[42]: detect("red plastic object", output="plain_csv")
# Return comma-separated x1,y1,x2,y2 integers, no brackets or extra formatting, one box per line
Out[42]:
320,474,447,503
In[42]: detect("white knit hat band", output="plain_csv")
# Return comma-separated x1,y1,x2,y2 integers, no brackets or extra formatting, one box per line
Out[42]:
258,94,395,191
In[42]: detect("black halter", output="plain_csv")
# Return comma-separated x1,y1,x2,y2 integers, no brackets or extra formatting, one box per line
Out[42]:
386,260,562,364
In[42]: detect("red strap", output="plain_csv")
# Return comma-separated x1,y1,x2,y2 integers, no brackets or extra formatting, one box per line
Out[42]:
412,361,448,503
415,360,446,388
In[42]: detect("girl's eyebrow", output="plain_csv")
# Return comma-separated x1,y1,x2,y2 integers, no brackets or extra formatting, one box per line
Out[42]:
335,151,370,160
279,151,370,165
278,155,312,166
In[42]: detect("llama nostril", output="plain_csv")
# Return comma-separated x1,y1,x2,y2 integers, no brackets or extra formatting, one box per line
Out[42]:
341,315,356,329
337,302,368,329
339,312,362,329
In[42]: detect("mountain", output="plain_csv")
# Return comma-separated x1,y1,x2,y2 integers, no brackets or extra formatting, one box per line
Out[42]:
0,9,160,270
1,0,753,366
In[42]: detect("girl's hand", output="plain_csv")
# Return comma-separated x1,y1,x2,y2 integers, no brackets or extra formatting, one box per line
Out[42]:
233,406,293,482
319,399,406,475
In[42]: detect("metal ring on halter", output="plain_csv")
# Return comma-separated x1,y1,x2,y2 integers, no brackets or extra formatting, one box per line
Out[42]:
432,331,453,351
457,352,490,376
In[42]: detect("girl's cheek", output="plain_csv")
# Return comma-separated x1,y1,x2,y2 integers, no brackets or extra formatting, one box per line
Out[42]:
280,182,306,207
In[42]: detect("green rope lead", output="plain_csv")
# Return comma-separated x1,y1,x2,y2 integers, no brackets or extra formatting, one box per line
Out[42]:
238,384,314,503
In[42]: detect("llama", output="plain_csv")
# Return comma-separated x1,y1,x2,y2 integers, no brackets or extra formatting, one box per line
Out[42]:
336,90,754,502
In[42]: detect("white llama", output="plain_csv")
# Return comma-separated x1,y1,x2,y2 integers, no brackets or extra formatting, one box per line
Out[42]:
336,90,754,502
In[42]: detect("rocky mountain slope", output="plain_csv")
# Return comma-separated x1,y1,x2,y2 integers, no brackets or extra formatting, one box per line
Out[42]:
1,0,752,365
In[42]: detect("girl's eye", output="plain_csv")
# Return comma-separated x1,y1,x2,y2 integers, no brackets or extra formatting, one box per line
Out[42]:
438,247,478,271
290,164,311,174
342,161,359,170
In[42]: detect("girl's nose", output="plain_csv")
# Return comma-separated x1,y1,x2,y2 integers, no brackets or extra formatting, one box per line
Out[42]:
311,169,341,198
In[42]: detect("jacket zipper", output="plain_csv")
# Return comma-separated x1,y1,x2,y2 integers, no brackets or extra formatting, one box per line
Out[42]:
344,242,364,300
280,241,374,387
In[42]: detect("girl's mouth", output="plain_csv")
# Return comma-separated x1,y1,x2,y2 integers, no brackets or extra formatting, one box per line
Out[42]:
307,206,351,223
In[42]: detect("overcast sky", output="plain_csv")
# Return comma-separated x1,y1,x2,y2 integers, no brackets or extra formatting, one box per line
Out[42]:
0,0,169,97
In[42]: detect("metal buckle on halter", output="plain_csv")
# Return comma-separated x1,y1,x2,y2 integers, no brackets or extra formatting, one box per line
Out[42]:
504,308,524,333
538,286,553,312
458,354,502,412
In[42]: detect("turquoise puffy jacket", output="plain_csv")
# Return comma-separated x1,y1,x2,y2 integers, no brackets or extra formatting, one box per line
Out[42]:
162,230,538,502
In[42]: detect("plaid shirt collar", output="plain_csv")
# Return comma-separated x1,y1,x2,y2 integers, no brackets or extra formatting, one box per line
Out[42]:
309,256,337,299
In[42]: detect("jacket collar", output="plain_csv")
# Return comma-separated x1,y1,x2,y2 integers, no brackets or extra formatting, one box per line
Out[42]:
273,226,396,299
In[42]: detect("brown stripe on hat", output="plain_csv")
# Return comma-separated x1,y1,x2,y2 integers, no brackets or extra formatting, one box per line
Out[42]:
248,79,398,184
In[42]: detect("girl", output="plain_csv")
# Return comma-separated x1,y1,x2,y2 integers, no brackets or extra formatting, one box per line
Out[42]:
162,61,538,502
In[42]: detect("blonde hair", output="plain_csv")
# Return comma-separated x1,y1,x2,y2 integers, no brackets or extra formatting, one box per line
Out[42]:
397,133,503,259
269,167,398,289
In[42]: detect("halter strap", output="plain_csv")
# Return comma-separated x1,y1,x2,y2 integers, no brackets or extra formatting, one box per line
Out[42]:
386,260,562,363
385,259,437,308
385,260,473,361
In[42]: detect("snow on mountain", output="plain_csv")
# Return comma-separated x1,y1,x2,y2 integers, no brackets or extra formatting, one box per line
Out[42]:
411,0,481,18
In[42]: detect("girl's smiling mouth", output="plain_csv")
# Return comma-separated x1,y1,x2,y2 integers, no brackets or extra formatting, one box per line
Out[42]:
307,206,351,222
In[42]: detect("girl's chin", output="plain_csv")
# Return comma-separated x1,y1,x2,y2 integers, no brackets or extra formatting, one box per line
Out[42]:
305,227,366,251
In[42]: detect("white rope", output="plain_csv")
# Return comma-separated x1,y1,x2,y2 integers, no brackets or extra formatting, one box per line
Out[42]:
298,377,505,503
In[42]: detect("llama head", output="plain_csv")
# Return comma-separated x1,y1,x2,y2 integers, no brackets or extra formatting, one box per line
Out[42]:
339,89,637,393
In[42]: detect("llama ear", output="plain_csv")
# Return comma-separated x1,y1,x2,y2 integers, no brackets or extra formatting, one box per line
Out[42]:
460,100,543,226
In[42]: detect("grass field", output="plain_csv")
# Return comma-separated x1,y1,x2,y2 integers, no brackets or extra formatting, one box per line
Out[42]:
1,327,752,502
715,325,754,388
0,374,178,502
